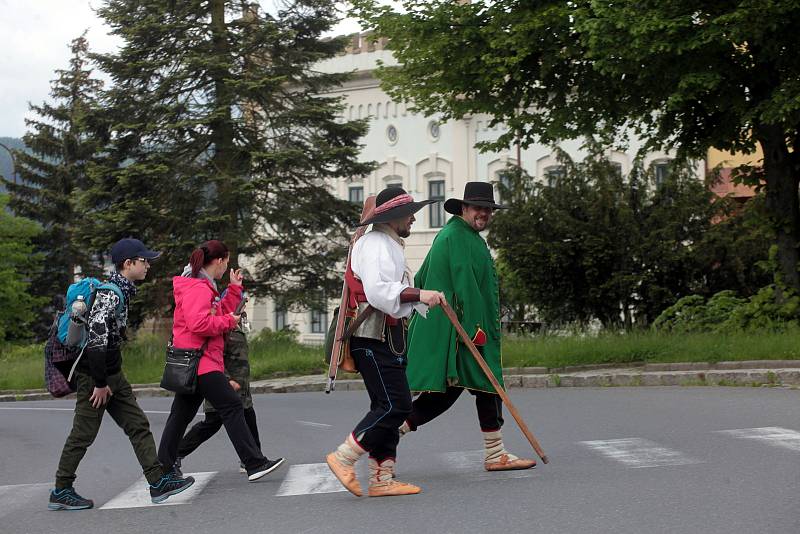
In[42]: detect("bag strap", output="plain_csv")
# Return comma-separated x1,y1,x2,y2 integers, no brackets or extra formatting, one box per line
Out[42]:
169,333,210,353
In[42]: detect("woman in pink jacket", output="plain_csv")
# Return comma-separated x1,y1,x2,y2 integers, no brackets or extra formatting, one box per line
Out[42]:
157,240,284,481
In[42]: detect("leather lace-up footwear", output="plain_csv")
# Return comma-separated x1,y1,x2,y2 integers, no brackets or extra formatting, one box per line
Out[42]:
326,452,363,497
484,453,536,471
483,430,536,471
367,458,421,497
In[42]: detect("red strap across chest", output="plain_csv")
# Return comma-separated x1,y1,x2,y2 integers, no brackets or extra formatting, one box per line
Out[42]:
345,262,399,326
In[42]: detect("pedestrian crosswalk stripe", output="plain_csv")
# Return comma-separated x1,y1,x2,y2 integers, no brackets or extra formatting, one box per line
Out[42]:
276,463,347,497
717,427,800,452
99,471,217,509
579,438,702,468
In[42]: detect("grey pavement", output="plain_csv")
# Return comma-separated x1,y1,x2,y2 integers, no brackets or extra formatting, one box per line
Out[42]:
1,387,800,533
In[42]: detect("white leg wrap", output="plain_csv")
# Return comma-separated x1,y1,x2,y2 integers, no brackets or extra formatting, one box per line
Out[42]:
369,457,395,485
334,433,366,467
482,430,519,463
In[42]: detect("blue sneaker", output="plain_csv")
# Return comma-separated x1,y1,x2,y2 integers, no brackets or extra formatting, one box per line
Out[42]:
48,487,93,510
149,471,195,503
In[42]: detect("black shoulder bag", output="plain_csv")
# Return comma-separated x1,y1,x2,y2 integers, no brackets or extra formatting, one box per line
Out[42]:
160,337,208,395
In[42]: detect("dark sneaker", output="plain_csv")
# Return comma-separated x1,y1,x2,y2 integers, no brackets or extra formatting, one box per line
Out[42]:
48,487,93,510
149,471,195,503
173,457,184,478
247,457,286,481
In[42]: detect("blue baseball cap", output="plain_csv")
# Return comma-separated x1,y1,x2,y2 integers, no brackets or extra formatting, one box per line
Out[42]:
111,238,161,264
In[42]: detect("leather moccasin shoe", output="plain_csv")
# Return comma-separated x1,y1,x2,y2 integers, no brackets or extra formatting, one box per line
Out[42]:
326,453,363,497
484,454,537,471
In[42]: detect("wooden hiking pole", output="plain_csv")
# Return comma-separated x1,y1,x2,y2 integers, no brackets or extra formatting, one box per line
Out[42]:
325,195,376,394
440,301,549,464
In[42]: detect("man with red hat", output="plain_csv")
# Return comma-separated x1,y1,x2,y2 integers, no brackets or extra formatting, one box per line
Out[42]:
401,182,537,472
326,187,446,498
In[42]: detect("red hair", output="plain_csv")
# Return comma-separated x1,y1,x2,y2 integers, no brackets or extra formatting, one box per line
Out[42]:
189,240,229,277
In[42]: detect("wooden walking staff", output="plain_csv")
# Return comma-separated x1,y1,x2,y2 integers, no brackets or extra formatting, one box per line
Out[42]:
325,195,376,394
440,301,549,464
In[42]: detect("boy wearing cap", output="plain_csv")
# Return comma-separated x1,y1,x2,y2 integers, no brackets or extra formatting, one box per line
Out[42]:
49,238,195,511
400,182,537,472
325,187,446,498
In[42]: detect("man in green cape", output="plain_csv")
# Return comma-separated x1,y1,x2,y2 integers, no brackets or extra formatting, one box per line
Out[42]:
401,182,536,471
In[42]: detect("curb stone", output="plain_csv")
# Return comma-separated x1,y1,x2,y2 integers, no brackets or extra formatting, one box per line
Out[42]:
4,361,800,402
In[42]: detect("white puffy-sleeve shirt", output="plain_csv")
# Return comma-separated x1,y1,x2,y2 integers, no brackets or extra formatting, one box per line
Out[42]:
351,230,416,318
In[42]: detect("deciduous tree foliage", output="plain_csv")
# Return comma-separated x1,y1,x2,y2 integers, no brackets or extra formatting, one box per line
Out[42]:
0,195,45,341
354,0,800,293
491,152,771,327
2,35,105,335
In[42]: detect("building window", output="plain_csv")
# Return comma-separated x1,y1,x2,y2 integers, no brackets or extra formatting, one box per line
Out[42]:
349,186,364,204
428,179,446,228
544,165,566,187
428,121,440,141
611,162,623,178
497,170,514,203
387,182,403,189
653,160,671,186
386,124,398,145
274,306,287,331
310,308,328,334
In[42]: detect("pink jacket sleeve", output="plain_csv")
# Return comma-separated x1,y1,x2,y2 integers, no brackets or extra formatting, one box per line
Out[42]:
182,285,237,336
218,284,243,315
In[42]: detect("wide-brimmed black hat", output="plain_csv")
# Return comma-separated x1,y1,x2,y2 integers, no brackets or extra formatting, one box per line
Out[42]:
357,187,436,227
444,181,508,215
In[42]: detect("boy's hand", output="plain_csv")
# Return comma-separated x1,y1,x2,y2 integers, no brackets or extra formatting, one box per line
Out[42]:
90,386,113,409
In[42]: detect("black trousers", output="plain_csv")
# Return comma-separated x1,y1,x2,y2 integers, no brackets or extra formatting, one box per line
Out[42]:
158,371,265,471
407,386,505,432
177,407,261,459
350,337,412,461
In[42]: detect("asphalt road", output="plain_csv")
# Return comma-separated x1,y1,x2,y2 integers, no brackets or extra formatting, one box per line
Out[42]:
2,386,799,534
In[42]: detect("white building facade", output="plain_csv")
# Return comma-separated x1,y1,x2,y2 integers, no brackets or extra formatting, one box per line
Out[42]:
245,34,705,343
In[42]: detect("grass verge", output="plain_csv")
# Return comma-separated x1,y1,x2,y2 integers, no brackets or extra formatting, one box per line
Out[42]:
3,328,800,391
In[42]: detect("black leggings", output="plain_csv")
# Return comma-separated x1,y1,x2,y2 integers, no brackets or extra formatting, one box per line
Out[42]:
350,337,412,461
177,406,261,460
158,371,266,470
407,386,505,432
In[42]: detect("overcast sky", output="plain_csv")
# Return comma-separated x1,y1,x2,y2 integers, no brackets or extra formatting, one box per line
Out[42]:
0,0,364,138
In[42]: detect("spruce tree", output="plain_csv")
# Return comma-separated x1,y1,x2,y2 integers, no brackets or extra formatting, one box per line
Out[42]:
88,0,371,315
2,34,105,336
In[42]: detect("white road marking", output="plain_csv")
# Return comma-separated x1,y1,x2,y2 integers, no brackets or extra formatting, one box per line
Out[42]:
717,427,800,452
99,471,216,509
295,420,332,429
0,483,50,519
0,406,200,416
439,450,485,470
276,463,347,497
580,438,702,468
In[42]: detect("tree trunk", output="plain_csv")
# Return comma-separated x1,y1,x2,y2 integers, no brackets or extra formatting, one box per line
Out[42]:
757,125,800,295
210,0,239,262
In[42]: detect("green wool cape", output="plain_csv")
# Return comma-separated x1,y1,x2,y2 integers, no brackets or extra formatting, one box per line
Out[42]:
406,216,503,393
